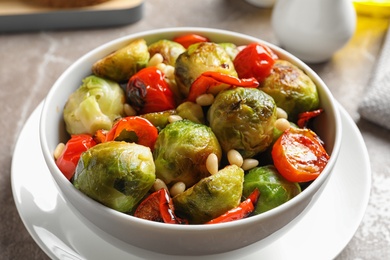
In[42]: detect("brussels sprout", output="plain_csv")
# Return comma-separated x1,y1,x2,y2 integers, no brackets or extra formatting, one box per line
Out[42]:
153,119,222,187
92,38,150,82
148,39,186,66
63,75,125,135
218,42,239,60
259,60,320,121
73,141,156,213
140,109,176,131
173,165,244,224
176,101,205,124
175,42,238,98
243,165,301,214
208,87,277,158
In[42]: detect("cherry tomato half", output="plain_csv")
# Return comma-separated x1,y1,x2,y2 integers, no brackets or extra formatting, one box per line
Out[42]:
134,189,187,224
173,33,210,48
104,116,158,151
272,127,329,182
126,67,176,115
233,43,278,83
56,134,96,180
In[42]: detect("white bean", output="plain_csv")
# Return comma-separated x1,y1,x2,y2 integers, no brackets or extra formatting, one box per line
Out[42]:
275,118,291,132
241,158,259,171
170,182,186,197
206,153,219,175
227,149,243,167
196,93,214,106
53,143,65,160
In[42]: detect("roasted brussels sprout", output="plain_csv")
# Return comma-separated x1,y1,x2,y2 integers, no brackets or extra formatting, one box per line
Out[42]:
208,87,277,158
140,110,176,131
73,141,156,213
148,39,186,66
92,38,150,82
153,119,222,187
243,165,301,214
259,60,320,121
173,165,244,224
63,75,125,135
175,42,238,97
218,42,239,60
176,101,205,124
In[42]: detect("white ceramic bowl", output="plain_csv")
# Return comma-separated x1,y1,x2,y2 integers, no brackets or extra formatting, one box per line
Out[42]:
245,0,275,8
40,27,342,256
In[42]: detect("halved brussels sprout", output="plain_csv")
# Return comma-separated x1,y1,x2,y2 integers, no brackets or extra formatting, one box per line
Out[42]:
174,42,238,98
259,60,320,121
92,38,150,82
153,119,222,187
73,141,156,213
243,165,301,214
208,87,277,158
148,39,186,66
63,75,125,135
173,165,244,224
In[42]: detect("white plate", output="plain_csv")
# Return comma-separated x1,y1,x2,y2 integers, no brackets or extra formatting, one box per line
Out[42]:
11,102,371,260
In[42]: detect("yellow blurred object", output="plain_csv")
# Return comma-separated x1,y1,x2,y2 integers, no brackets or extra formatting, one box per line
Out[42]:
353,0,390,17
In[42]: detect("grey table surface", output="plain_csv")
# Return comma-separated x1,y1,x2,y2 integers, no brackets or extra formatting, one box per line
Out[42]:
1,0,389,259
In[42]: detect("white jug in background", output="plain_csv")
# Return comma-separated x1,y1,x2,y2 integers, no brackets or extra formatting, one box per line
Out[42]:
271,0,357,63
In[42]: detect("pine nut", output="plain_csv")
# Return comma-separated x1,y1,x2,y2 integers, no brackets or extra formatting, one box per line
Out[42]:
276,107,288,119
153,178,169,192
241,158,259,171
227,149,243,167
168,115,183,123
206,153,219,175
196,93,214,106
164,65,175,79
156,62,167,73
148,53,164,67
170,182,186,197
275,118,291,132
124,103,137,116
53,143,65,160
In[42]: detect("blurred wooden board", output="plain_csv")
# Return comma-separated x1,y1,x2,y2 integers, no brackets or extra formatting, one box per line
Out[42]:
0,0,143,32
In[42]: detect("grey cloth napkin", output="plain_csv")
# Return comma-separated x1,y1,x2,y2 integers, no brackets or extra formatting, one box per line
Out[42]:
358,24,390,130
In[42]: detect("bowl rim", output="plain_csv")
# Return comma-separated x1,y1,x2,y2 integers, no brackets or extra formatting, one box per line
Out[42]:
39,26,343,232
